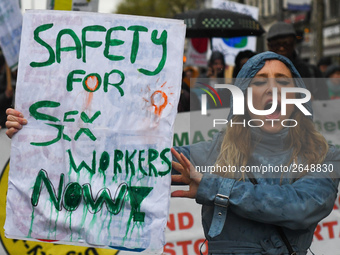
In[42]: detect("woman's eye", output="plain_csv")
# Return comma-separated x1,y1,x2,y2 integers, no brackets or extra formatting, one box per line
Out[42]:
251,80,266,86
276,79,290,85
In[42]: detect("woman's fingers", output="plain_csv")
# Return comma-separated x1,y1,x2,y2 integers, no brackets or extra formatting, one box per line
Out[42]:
6,109,27,125
172,164,191,183
170,147,180,159
5,108,27,139
6,108,23,118
171,148,202,184
171,174,188,184
179,153,202,184
171,148,187,169
180,153,190,168
171,148,201,199
171,189,195,198
7,114,27,124
172,161,184,171
6,127,19,138
6,120,23,130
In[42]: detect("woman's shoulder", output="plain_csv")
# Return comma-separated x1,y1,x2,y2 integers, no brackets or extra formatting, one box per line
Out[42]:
325,144,340,161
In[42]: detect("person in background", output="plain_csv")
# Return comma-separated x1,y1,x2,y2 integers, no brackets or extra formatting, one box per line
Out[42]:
191,51,228,109
267,22,329,100
206,51,226,79
183,66,199,88
203,51,231,108
232,50,257,78
178,70,200,112
317,56,332,76
324,65,340,99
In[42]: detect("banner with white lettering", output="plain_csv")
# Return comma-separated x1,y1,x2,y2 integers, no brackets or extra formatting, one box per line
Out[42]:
5,10,185,253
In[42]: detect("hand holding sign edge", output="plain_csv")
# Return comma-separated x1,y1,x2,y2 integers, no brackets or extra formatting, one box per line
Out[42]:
6,108,27,138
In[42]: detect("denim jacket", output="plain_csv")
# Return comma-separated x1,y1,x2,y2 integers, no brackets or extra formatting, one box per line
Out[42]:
175,128,339,255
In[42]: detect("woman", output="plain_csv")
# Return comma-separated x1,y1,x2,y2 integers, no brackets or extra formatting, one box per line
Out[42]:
325,64,340,99
232,50,257,78
203,51,231,108
171,52,339,255
206,51,226,79
6,52,340,254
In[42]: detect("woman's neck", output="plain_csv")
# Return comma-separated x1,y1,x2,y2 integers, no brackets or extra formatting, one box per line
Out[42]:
251,127,289,152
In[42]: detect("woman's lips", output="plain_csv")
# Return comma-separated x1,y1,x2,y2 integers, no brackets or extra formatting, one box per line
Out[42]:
264,101,281,119
266,108,281,119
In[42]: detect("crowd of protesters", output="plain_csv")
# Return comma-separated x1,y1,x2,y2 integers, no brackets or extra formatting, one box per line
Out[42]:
178,21,340,112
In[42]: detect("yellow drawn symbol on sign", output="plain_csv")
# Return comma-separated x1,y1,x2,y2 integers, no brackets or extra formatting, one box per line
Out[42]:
0,160,120,255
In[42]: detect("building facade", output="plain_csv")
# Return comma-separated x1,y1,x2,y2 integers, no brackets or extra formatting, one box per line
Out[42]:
224,0,340,64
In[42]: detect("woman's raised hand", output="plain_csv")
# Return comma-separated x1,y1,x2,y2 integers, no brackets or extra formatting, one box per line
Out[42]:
171,148,202,199
5,108,27,138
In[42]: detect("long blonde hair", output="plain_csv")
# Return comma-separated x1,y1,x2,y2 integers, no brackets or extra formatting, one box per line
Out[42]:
214,111,328,179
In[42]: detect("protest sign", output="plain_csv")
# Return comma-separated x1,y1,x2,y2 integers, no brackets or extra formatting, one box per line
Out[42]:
0,0,22,70
5,10,185,253
312,100,340,148
72,0,99,12
185,38,208,67
47,0,99,12
211,0,258,66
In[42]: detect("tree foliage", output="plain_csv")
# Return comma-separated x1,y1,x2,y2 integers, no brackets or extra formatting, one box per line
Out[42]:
115,0,199,18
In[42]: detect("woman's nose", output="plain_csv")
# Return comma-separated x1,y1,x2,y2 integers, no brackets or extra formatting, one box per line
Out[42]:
278,45,285,51
266,79,281,94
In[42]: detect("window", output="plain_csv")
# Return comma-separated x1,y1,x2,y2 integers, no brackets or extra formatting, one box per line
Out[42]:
329,0,340,19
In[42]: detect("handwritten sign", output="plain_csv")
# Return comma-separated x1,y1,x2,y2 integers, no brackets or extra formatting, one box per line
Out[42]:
5,10,185,253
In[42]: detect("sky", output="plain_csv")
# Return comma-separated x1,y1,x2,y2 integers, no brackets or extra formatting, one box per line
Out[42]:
20,0,122,13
